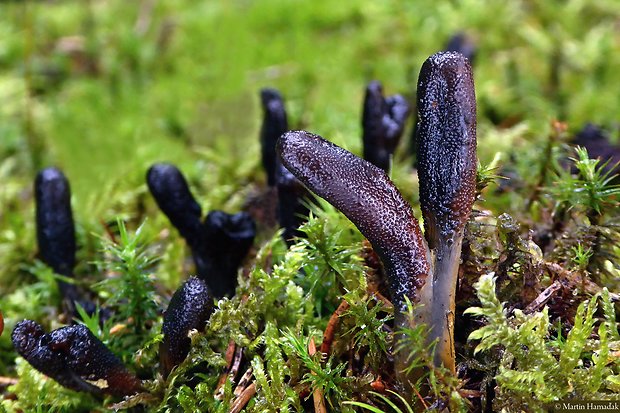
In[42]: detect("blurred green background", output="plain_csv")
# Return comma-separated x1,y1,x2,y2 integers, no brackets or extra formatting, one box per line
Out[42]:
2,0,620,255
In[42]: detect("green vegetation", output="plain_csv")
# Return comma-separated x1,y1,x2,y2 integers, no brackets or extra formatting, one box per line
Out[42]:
1,0,620,411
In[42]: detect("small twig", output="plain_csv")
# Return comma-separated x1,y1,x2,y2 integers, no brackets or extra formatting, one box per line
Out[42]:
229,382,256,413
0,376,18,387
134,0,155,35
233,367,254,398
544,262,620,301
215,340,243,400
524,280,562,314
100,219,118,244
0,311,3,337
308,338,327,413
370,291,393,310
320,299,350,355
412,385,429,410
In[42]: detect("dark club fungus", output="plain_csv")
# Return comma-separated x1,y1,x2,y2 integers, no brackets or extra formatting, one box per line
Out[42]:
160,276,213,378
12,320,141,396
277,131,430,310
35,167,93,315
258,88,311,243
146,163,256,297
362,80,410,172
277,52,476,385
260,88,288,187
445,32,476,64
416,51,477,371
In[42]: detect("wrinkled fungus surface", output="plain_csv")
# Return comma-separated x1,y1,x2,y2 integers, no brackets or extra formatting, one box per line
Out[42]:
12,320,141,396
277,131,429,309
416,51,477,250
160,276,213,377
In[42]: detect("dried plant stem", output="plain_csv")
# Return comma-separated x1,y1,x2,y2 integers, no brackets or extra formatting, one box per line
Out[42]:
524,280,562,314
215,340,242,400
0,376,18,387
308,338,327,413
320,300,350,355
229,382,256,413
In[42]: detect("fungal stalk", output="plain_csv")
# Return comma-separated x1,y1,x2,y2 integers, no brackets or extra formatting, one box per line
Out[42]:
277,52,476,383
362,81,410,172
12,320,141,396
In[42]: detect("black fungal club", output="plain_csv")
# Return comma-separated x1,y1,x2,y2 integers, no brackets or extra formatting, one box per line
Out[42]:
147,163,256,298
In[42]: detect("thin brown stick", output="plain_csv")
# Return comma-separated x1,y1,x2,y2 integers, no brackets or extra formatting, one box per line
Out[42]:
308,338,327,413
412,385,429,410
215,340,242,400
320,299,350,355
234,368,254,398
0,311,3,337
0,376,18,386
544,262,620,301
524,280,562,314
229,382,256,413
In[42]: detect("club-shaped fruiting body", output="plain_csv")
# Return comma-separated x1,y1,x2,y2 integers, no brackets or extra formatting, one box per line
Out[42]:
445,32,476,64
201,210,256,298
147,163,256,297
146,163,203,244
35,168,76,277
260,88,288,187
277,51,476,385
417,52,476,251
160,276,213,378
277,131,430,312
12,320,141,396
35,167,96,315
258,88,311,244
362,81,410,172
415,51,477,371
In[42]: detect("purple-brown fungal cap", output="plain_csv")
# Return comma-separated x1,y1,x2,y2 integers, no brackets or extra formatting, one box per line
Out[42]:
160,276,213,378
277,131,429,309
362,81,410,172
416,51,477,250
12,320,141,396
